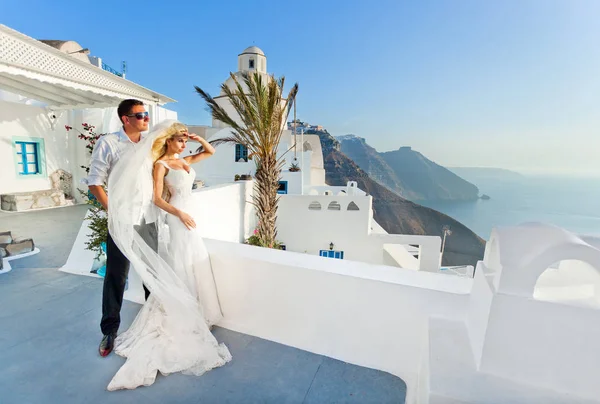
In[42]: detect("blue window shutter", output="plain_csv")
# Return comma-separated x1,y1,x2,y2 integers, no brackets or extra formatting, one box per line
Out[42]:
15,141,39,175
277,181,288,194
235,144,248,162
319,250,345,259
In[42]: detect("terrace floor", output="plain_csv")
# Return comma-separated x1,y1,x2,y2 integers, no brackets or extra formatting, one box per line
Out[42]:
0,206,407,403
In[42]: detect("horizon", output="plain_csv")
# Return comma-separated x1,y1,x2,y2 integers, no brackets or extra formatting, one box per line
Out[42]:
2,0,600,177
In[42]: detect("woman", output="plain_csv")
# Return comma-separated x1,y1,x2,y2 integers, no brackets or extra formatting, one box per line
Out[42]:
106,120,231,391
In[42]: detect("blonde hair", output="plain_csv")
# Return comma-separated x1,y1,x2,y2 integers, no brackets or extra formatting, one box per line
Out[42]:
151,122,189,162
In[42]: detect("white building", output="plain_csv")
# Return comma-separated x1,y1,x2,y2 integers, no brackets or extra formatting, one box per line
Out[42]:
0,24,176,211
186,46,443,271
3,35,594,404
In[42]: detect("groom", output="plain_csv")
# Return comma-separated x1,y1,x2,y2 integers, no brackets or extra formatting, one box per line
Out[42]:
88,99,157,357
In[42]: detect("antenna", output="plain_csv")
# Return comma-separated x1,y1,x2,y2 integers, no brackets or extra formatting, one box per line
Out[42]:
293,99,297,160
440,225,452,267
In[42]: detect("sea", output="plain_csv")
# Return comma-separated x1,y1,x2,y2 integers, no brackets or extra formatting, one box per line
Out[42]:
419,175,600,240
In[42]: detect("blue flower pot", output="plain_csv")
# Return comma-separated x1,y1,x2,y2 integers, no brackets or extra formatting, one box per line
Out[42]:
97,242,107,277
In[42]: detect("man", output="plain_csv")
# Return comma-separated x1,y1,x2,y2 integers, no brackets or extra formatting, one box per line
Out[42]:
88,99,156,357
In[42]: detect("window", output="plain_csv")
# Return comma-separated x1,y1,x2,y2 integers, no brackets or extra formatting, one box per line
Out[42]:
328,201,341,210
319,250,344,259
235,144,248,162
15,141,40,175
308,201,322,210
347,201,360,211
278,181,288,194
249,59,255,69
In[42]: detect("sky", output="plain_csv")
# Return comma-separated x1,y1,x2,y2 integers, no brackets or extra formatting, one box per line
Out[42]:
3,0,600,176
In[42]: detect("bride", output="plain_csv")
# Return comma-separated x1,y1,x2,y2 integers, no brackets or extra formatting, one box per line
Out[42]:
106,120,231,391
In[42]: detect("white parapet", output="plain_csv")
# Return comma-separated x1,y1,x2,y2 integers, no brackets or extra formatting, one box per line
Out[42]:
207,238,472,404
427,223,600,403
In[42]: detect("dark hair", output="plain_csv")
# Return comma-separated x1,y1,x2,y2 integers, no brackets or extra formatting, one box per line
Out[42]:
117,99,144,124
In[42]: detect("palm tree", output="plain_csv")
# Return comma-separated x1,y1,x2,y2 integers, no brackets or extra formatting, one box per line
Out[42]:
195,72,298,248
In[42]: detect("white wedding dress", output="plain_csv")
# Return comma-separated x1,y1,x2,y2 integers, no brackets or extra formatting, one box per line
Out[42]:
106,122,231,391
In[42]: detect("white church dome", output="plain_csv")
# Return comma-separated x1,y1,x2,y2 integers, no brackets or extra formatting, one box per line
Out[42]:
239,46,265,56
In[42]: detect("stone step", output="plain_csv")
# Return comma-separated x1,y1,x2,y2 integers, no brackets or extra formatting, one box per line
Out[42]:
5,239,35,256
1,190,68,211
0,231,13,244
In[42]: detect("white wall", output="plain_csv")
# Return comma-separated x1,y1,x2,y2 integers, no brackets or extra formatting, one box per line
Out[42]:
192,142,255,186
188,181,254,243
479,293,600,401
237,52,267,74
207,239,472,404
276,194,442,270
280,171,302,194
384,243,420,269
0,100,75,195
150,104,178,124
277,194,371,253
310,167,326,186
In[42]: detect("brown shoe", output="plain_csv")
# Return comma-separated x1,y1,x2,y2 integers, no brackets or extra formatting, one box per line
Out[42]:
99,334,116,357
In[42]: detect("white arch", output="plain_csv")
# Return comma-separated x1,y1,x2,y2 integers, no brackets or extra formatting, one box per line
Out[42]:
490,223,600,297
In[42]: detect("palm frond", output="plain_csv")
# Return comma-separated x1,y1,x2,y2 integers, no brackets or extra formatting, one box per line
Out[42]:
194,72,299,248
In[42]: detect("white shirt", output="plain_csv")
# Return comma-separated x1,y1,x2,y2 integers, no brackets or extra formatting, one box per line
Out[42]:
86,127,156,223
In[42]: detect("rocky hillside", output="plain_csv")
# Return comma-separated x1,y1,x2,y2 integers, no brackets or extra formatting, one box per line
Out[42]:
335,135,413,198
337,135,479,201
309,130,485,266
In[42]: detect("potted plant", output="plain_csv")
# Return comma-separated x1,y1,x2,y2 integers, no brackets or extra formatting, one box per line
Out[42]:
289,162,301,172
244,227,284,249
66,123,108,261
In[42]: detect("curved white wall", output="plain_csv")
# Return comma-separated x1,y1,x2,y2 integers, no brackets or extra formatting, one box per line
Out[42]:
208,239,472,404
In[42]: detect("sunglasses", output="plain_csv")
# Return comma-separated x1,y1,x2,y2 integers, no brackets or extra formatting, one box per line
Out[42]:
127,111,149,120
